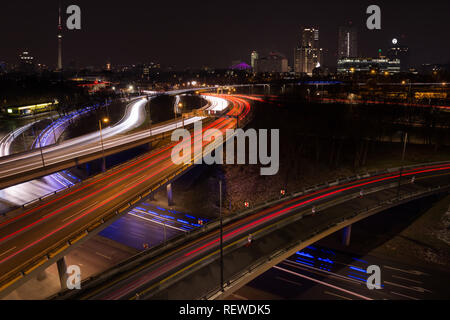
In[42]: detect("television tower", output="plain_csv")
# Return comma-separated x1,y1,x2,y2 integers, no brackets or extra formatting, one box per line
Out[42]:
57,2,63,71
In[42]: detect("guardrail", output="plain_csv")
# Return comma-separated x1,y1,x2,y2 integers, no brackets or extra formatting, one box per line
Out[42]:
0,100,213,213
0,98,235,294
135,180,447,300
49,161,450,299
202,182,450,300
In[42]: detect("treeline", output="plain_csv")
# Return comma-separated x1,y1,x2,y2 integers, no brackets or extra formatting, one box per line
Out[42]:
251,98,450,171
0,76,117,117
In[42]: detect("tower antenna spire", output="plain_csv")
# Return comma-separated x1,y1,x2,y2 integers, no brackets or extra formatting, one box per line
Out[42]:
57,1,63,71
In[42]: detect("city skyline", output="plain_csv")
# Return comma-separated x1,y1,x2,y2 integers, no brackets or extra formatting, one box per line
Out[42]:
0,1,450,305
0,1,449,70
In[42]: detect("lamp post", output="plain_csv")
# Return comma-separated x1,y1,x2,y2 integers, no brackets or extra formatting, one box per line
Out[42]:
402,132,408,161
397,167,403,199
178,102,183,128
99,117,109,172
52,119,58,145
147,97,152,138
219,180,224,292
33,110,45,168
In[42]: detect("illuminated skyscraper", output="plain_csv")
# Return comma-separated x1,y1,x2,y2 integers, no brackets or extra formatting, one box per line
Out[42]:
255,52,288,73
294,27,323,76
387,38,410,72
251,51,259,71
57,2,63,71
19,51,35,73
338,23,358,59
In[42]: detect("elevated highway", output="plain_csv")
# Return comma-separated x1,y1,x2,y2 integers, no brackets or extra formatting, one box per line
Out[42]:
0,94,252,298
51,162,450,300
0,92,222,190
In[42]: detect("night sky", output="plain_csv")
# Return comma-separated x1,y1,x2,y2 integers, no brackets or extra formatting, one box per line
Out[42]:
1,0,449,69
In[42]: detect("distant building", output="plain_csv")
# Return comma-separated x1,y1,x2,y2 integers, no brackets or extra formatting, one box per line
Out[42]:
251,51,259,70
0,61,6,74
387,38,410,72
255,52,288,73
57,3,63,71
294,27,323,76
230,62,252,71
338,24,358,59
337,57,401,74
19,51,35,73
420,63,447,75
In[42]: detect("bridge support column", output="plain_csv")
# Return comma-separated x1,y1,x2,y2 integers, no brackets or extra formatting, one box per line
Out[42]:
56,257,68,290
167,183,174,207
36,271,47,281
85,163,91,176
101,158,106,173
342,225,352,246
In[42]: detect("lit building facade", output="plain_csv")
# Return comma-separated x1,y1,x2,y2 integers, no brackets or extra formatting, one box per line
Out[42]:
57,4,63,71
338,25,358,59
387,38,410,72
294,27,323,76
19,51,35,73
251,51,259,70
255,52,288,73
337,57,401,74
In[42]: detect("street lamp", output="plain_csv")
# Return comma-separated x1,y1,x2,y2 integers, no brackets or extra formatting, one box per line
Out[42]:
32,110,46,168
219,180,224,293
99,117,109,172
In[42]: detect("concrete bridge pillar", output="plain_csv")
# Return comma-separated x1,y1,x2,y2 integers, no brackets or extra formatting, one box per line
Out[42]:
56,257,68,290
342,225,352,246
167,183,174,206
36,271,47,281
101,158,106,173
84,163,92,176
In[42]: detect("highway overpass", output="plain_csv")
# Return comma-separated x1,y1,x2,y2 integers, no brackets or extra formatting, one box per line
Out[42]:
0,94,252,298
0,84,266,191
0,92,230,190
49,162,450,300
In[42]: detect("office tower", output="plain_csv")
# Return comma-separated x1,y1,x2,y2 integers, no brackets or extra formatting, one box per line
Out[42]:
255,52,288,73
387,38,410,72
57,3,63,71
294,27,323,76
337,57,401,74
251,51,259,70
19,51,35,73
338,24,358,59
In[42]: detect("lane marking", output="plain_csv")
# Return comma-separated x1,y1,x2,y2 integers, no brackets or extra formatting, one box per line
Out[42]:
130,232,145,239
391,274,423,284
275,276,302,287
128,212,186,232
62,202,98,222
95,252,112,260
383,265,429,276
324,290,352,300
230,293,248,300
283,260,361,286
390,291,419,300
273,266,372,300
384,281,432,293
0,247,16,258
